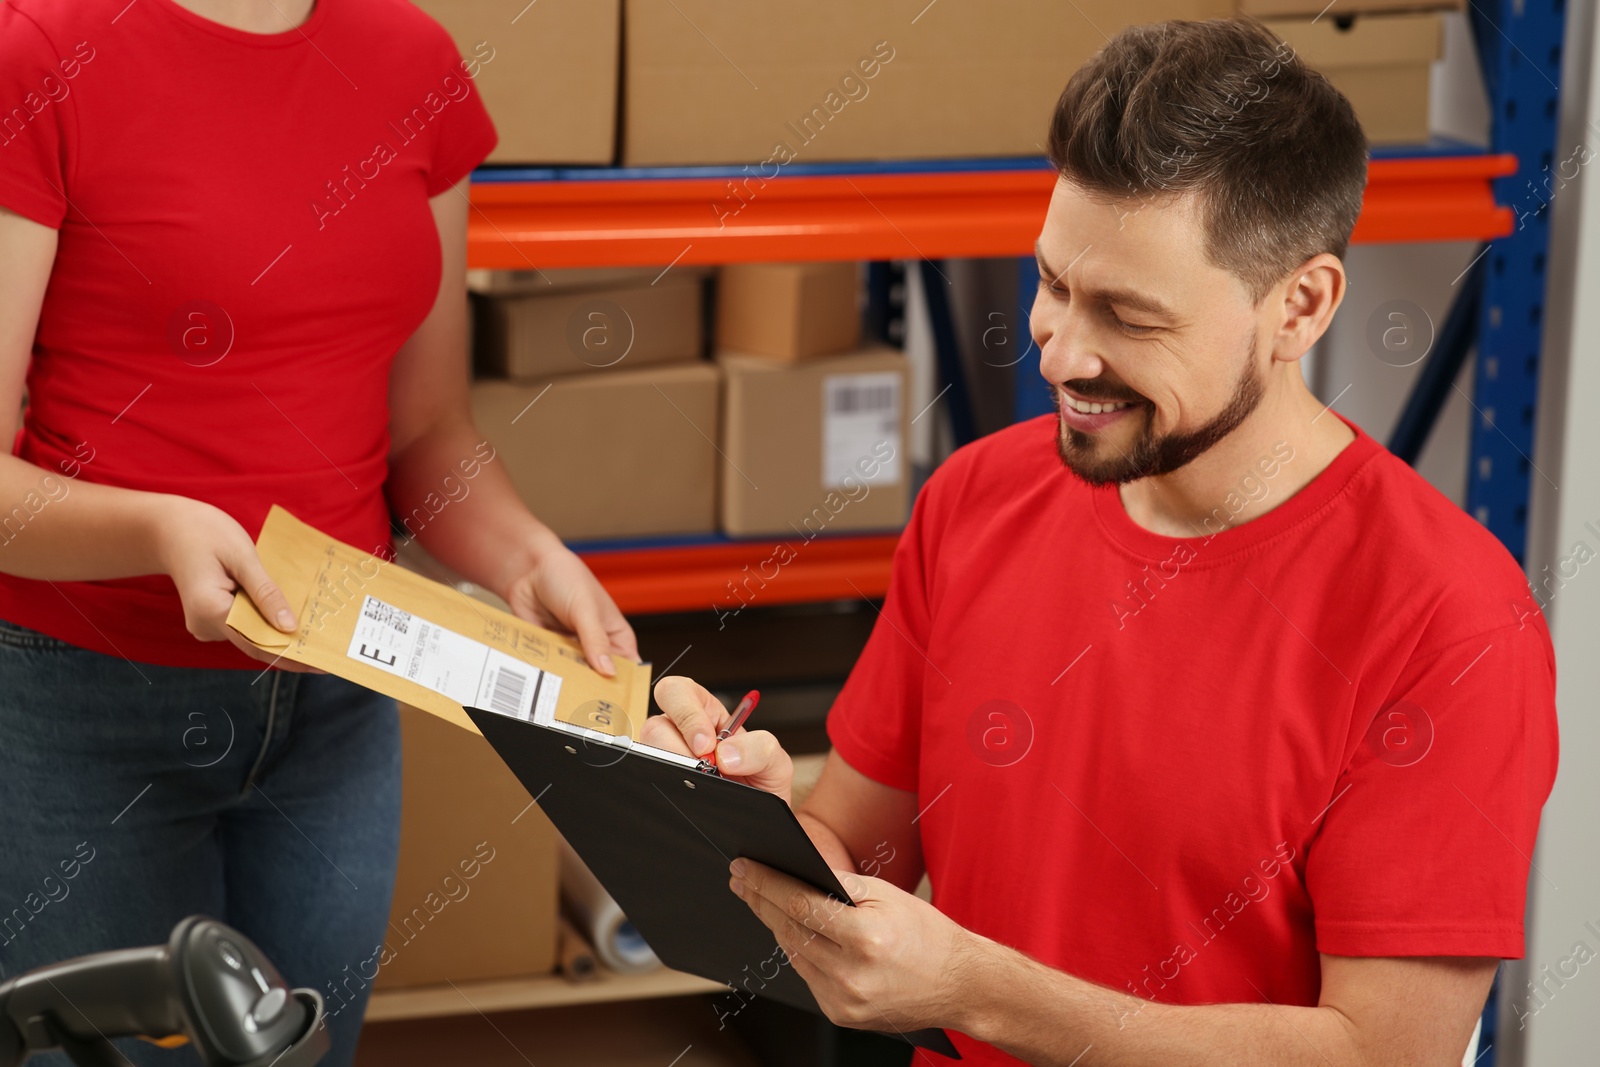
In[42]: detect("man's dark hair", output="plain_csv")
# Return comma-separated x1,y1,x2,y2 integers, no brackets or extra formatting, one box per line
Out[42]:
1046,17,1368,303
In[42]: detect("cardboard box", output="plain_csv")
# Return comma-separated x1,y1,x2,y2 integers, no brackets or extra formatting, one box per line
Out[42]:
473,275,706,379
716,262,861,362
1240,0,1461,13
471,363,721,542
412,0,619,164
621,0,1231,165
1264,13,1443,144
373,704,560,989
719,347,908,538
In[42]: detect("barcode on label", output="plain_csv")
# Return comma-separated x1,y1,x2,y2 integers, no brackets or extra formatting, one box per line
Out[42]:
488,666,528,718
361,598,410,634
822,371,902,490
829,382,896,414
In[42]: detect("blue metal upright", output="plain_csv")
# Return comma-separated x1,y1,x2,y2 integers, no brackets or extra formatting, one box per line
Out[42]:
1466,5,1567,1062
1467,0,1567,565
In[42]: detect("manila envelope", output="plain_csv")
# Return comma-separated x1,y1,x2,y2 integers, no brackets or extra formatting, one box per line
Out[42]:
226,505,649,738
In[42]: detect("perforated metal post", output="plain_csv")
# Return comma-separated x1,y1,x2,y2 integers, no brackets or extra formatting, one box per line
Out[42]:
1467,0,1567,564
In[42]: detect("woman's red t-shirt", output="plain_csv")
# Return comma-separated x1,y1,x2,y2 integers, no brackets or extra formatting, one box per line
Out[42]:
0,0,497,668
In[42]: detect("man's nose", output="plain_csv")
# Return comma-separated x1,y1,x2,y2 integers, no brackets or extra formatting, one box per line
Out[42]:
1034,301,1106,388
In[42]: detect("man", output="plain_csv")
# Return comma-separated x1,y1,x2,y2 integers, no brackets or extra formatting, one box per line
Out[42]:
646,17,1558,1065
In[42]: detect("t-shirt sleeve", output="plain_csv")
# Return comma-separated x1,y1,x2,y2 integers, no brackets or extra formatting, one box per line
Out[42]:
0,6,72,228
424,33,498,196
826,455,969,793
1306,615,1559,959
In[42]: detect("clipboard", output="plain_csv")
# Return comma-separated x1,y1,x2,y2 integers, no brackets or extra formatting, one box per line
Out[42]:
464,704,962,1059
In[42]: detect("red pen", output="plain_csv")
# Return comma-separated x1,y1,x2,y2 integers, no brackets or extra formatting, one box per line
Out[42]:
704,690,759,771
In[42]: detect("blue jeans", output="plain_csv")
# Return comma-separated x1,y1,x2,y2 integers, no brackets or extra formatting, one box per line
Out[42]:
0,618,401,1067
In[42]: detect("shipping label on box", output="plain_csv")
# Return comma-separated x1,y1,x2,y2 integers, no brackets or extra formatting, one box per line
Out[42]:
823,372,902,489
227,506,649,737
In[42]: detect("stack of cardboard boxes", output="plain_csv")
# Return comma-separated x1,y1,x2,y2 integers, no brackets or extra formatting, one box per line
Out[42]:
468,268,721,544
468,262,906,545
416,0,1463,168
716,263,909,538
1243,0,1463,146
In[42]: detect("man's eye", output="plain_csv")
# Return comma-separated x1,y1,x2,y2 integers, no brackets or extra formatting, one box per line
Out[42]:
1113,314,1156,335
1038,276,1067,297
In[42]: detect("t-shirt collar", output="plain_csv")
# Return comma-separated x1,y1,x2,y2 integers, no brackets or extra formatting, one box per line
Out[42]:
1089,410,1382,565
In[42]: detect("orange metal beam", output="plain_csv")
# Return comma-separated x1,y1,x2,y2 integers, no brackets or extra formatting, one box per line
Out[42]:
578,535,901,617
1352,154,1517,244
508,154,1518,616
468,155,1517,269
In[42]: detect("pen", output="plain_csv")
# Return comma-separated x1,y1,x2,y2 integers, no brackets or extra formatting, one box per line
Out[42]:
719,689,760,742
702,689,760,773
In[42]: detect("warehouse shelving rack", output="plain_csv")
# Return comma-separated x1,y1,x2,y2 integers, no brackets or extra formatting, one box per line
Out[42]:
465,147,1517,618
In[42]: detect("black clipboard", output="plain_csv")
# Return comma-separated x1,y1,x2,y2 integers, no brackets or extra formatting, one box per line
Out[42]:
465,705,961,1059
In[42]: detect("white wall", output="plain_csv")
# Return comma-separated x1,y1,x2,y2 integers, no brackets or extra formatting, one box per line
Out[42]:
1311,239,1479,502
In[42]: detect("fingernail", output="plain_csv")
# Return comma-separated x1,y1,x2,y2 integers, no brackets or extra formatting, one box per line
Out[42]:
598,653,615,676
730,859,746,877
718,743,741,770
691,732,711,755
276,609,296,630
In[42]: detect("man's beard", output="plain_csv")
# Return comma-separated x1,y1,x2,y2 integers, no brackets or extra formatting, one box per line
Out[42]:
1055,341,1265,488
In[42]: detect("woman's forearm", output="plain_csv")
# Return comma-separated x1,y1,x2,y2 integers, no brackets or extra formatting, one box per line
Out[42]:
0,452,172,581
385,414,559,599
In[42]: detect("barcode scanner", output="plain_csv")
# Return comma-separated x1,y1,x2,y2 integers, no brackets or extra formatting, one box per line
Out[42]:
0,916,328,1067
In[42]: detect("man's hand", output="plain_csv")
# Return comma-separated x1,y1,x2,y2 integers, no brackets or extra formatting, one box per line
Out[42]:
502,542,638,677
644,676,794,803
728,857,985,1034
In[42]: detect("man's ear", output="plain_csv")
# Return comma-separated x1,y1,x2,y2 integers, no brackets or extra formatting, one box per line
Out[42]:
1273,252,1346,364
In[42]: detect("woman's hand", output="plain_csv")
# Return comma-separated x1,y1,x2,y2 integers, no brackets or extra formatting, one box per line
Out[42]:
643,676,794,804
150,497,320,671
502,542,639,677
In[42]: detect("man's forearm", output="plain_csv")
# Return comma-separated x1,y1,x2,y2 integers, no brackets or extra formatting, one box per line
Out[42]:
386,416,559,598
956,938,1362,1067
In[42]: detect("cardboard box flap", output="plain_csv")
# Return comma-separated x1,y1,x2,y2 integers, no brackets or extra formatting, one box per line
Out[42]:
1265,12,1444,68
1241,0,1461,14
467,266,712,297
227,506,650,738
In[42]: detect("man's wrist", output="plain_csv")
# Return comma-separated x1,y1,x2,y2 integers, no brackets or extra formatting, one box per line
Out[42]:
944,928,1014,1042
948,932,1083,1049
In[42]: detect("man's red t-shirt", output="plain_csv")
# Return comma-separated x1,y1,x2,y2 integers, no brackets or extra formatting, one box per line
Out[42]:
827,414,1558,1064
0,0,496,668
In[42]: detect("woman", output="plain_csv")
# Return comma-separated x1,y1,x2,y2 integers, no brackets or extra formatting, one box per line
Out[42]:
0,0,636,1062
